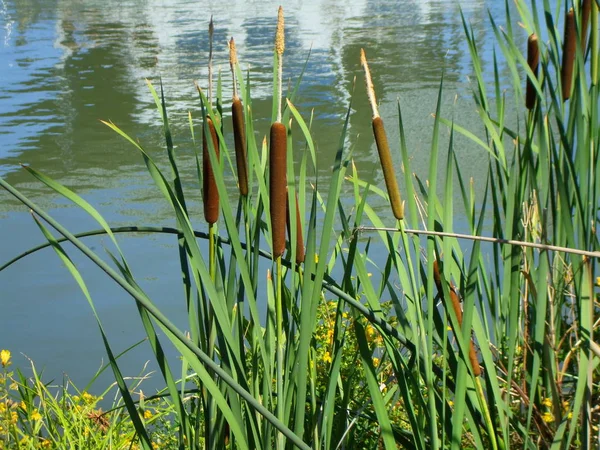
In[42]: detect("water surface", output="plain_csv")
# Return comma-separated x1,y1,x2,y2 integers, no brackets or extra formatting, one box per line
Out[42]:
0,0,523,388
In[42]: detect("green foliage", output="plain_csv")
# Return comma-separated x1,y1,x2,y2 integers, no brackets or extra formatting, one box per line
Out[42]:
1,1,599,449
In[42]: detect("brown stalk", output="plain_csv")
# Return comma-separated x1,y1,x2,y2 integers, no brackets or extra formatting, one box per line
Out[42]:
203,118,220,225
561,8,576,101
433,260,481,377
286,190,305,264
229,38,248,196
525,33,540,110
270,122,287,257
360,49,404,220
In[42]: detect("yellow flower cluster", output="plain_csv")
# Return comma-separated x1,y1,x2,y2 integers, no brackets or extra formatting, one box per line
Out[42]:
0,350,10,368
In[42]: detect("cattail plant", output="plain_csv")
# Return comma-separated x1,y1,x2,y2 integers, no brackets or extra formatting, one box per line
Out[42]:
561,8,576,101
432,259,498,448
360,49,404,220
286,189,305,264
270,8,288,450
229,37,248,197
525,33,540,110
432,260,480,377
270,6,287,258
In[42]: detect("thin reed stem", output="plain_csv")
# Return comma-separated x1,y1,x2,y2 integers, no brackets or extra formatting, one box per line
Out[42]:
355,226,600,258
208,16,214,103
276,256,285,450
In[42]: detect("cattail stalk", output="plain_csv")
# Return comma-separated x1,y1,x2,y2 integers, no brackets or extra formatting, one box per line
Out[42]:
272,8,287,450
208,16,214,103
433,260,498,449
286,190,305,264
271,7,287,258
229,38,249,197
360,49,404,220
561,8,576,101
525,34,540,110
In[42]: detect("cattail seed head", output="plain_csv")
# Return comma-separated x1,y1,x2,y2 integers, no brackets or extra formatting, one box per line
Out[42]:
203,118,220,224
581,0,591,51
275,6,285,56
270,122,287,257
286,190,305,264
232,98,248,196
372,116,404,220
561,8,576,101
525,33,540,110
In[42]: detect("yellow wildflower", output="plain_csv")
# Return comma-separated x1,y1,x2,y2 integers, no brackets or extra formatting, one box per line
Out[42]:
541,411,554,423
19,401,26,410
0,350,10,368
152,443,159,450
314,253,319,264
0,402,6,413
365,325,376,341
372,357,380,367
41,439,52,448
327,328,334,344
82,392,94,404
541,397,552,408
10,411,18,425
323,351,332,364
143,409,153,420
31,410,42,421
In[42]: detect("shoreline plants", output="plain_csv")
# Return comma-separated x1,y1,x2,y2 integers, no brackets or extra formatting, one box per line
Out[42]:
1,0,599,448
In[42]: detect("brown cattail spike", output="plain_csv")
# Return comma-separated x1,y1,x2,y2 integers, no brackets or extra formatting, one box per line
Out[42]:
433,260,481,377
581,0,592,52
232,99,248,196
372,117,404,220
203,118,220,224
286,190,305,264
362,49,404,220
525,34,540,110
270,122,287,257
561,8,576,101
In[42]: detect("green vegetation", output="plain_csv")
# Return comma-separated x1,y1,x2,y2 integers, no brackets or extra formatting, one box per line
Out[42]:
1,1,599,448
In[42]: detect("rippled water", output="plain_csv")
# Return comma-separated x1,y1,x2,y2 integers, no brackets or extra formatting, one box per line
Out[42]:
0,0,525,386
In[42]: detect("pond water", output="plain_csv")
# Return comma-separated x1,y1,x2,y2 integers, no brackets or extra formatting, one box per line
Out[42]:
0,0,525,389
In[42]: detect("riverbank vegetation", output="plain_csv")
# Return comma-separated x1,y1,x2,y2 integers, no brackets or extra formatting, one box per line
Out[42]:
1,0,599,448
